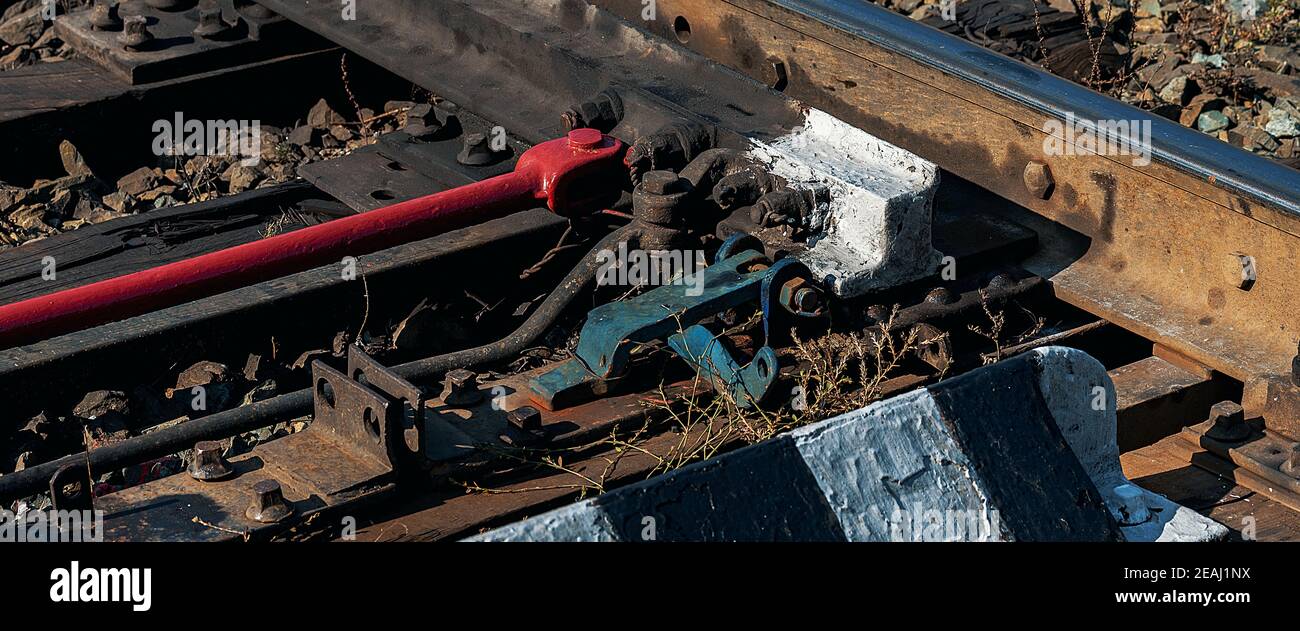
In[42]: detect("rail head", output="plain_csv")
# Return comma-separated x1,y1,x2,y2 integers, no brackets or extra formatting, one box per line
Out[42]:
775,0,1300,221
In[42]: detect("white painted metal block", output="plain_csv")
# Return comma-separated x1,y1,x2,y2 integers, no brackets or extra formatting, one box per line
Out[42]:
1030,347,1229,542
746,108,943,297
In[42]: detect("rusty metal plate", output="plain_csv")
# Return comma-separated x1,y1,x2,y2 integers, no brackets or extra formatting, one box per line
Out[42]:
1172,426,1300,513
55,0,322,84
92,352,408,541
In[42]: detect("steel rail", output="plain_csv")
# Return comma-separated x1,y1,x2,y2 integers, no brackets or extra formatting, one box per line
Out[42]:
253,0,1300,380
565,0,1300,384
776,0,1300,219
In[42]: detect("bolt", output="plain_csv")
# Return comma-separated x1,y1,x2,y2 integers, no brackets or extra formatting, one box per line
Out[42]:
793,287,820,313
925,286,958,305
457,132,508,166
403,104,441,140
1111,484,1151,525
561,109,584,132
1204,400,1250,442
193,8,230,39
1291,341,1300,387
90,1,123,31
561,91,624,133
779,278,811,313
567,128,604,151
442,369,483,407
1230,253,1256,291
987,272,1016,290
1023,160,1054,200
1281,444,1300,479
447,369,476,390
119,16,152,51
246,479,293,523
188,440,232,481
507,406,542,432
768,58,789,91
236,2,277,19
640,170,687,195
407,104,434,124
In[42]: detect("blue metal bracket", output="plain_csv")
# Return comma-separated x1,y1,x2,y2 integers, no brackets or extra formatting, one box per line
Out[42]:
667,325,779,409
528,234,816,410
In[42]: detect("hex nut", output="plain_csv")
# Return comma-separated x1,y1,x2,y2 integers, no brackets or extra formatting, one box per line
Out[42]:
1022,161,1054,200
507,406,542,432
442,369,483,407
640,170,687,195
193,8,230,39
119,16,152,50
90,2,123,30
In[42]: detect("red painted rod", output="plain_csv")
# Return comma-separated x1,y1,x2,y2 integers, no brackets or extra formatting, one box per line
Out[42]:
0,130,626,349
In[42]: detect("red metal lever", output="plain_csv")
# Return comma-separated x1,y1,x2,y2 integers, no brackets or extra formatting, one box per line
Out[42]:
0,129,626,350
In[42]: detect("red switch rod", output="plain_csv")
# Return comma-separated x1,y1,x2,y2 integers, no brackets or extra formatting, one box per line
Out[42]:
0,129,626,349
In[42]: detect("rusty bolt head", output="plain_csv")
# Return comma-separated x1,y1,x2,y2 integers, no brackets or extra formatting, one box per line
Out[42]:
90,2,123,30
1291,342,1300,387
640,170,688,195
778,278,808,313
1229,253,1257,291
442,369,483,407
193,8,230,39
119,16,152,50
403,104,444,140
768,59,789,91
188,440,232,481
561,109,585,132
457,133,491,165
1022,161,1054,200
793,287,820,314
987,272,1016,290
925,286,958,305
447,369,476,389
236,2,276,18
246,479,293,523
406,103,435,125
1204,400,1250,442
457,132,508,166
507,406,542,432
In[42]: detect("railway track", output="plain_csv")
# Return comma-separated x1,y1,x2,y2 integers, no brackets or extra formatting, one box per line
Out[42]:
0,0,1297,544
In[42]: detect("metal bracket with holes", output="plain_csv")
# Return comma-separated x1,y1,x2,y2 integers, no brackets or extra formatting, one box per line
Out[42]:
527,233,820,410
91,348,419,541
667,324,779,409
